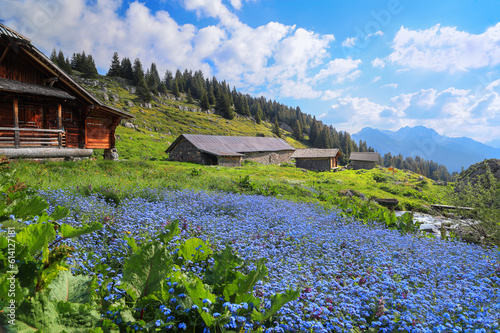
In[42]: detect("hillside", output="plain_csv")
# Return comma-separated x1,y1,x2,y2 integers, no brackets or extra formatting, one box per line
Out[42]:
72,73,306,160
353,126,500,172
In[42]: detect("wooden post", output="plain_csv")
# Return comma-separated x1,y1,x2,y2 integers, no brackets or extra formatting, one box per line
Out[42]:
13,97,19,148
57,104,62,148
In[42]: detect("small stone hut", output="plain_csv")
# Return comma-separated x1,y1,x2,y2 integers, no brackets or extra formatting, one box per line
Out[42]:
166,134,295,167
292,148,341,171
349,152,380,170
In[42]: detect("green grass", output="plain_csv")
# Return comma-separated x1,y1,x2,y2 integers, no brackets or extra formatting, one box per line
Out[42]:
13,159,453,213
73,73,306,162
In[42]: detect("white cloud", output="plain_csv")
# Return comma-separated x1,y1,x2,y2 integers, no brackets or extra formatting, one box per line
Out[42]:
1,0,344,102
372,76,381,83
371,57,385,68
279,80,322,99
389,23,500,72
366,30,384,39
381,83,398,89
321,89,343,101
342,37,357,47
314,58,361,83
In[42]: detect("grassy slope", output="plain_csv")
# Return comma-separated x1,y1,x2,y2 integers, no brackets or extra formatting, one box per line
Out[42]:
76,74,305,161
11,73,453,212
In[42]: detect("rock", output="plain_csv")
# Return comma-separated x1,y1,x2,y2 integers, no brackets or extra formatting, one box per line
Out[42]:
102,93,109,101
123,122,135,129
417,176,424,181
127,101,134,107
339,189,354,198
103,148,119,161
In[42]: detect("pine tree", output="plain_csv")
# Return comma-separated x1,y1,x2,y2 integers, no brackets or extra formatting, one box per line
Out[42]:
309,117,319,145
164,70,173,90
57,50,66,69
186,89,194,104
272,119,282,138
172,80,180,98
107,52,121,77
292,119,303,141
216,90,234,120
120,57,134,81
81,54,98,78
200,91,210,111
50,48,58,64
132,58,152,102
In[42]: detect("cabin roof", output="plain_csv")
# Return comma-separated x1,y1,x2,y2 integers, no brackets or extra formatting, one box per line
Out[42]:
0,77,75,100
166,134,295,157
0,23,133,119
292,148,341,159
349,152,380,162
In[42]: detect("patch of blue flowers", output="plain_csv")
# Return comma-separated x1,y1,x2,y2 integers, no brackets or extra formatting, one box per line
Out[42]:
40,188,500,332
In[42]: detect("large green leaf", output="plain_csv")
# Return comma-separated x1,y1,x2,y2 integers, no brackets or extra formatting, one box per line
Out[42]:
204,245,242,291
223,258,268,304
252,288,300,322
59,222,102,239
180,273,216,326
122,241,173,300
178,238,213,263
10,196,49,220
15,223,55,260
48,270,92,304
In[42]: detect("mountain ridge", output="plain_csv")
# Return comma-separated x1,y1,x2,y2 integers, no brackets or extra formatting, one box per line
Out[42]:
352,126,500,172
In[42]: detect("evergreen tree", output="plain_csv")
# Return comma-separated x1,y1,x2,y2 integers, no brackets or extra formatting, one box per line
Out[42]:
164,70,174,90
292,119,303,141
107,52,121,77
50,48,58,64
172,80,180,98
132,58,152,102
146,63,161,93
272,119,282,138
200,91,210,111
186,88,194,104
120,57,134,81
81,54,98,78
216,90,234,120
309,117,319,145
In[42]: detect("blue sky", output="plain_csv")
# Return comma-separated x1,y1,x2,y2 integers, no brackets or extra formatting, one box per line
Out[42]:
2,0,500,144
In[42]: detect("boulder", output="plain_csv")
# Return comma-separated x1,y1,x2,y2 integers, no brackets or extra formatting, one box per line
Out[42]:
123,122,135,129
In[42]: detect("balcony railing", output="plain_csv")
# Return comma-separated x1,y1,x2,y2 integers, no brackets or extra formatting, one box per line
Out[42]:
0,127,66,148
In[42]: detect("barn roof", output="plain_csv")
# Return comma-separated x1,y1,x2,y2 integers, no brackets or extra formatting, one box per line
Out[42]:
0,23,133,119
349,152,380,162
166,134,295,157
0,77,75,100
292,148,341,159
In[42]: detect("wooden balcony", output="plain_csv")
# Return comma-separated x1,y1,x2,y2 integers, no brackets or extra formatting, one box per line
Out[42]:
0,127,66,148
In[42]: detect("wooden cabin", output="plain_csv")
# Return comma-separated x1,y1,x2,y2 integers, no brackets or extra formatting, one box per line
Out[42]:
292,148,342,171
0,23,133,160
166,134,295,167
349,152,380,169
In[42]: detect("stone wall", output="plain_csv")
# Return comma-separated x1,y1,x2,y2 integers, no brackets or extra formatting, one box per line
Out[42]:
351,161,376,170
168,140,204,164
296,158,331,171
243,150,294,165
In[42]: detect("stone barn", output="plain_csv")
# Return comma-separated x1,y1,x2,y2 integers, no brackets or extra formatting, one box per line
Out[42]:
0,23,133,160
166,134,295,167
292,148,341,171
349,152,380,170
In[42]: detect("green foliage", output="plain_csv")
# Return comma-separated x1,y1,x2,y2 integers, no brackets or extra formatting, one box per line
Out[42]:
105,221,299,332
450,161,500,246
0,161,103,331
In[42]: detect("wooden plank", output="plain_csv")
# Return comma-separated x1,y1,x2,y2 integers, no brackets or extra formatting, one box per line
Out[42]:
13,97,19,148
431,204,474,211
0,127,64,133
0,44,11,63
57,104,62,148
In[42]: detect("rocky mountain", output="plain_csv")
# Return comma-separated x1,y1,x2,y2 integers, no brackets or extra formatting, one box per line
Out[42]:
352,126,500,172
